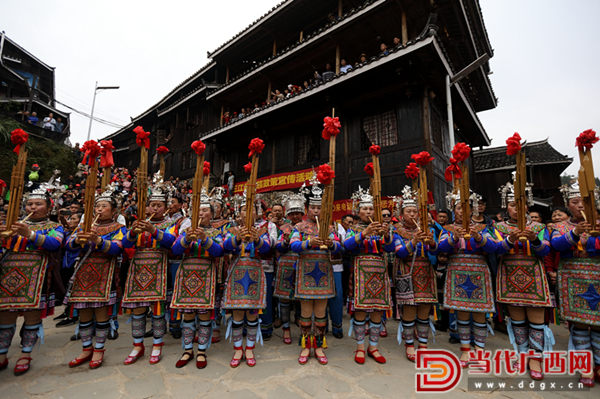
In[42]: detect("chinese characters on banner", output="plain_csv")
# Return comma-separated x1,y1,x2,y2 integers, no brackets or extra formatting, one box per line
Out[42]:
233,168,314,195
331,197,395,222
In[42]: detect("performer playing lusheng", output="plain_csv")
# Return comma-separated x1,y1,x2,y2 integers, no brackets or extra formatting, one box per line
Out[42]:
290,174,340,365
171,188,223,369
121,173,176,365
0,186,64,375
274,189,307,345
344,186,393,365
550,182,600,387
438,191,498,367
222,191,272,368
392,186,439,362
65,185,126,369
495,179,553,380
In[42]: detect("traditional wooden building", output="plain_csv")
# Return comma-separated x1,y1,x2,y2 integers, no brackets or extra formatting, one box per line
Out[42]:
472,138,573,217
0,32,70,136
104,0,496,207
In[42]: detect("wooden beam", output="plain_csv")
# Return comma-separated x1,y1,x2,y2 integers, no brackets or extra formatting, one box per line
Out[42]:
272,39,277,56
220,105,224,126
422,88,433,190
267,81,272,102
299,31,303,43
338,0,343,17
401,12,408,45
226,66,230,83
335,45,341,75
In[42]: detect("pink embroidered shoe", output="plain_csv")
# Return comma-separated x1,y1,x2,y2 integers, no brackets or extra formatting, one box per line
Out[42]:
230,346,243,368
124,344,145,365
245,345,256,367
149,342,164,365
69,347,93,368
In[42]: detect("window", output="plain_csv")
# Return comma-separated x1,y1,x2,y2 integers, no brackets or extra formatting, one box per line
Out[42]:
181,150,195,171
294,133,320,166
361,109,398,150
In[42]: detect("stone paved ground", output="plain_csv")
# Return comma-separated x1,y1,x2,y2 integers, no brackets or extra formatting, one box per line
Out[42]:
0,310,595,398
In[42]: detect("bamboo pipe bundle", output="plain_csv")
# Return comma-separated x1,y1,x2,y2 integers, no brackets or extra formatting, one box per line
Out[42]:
459,161,471,239
370,151,382,224
134,146,148,235
79,163,99,243
514,150,528,242
578,147,599,236
159,154,166,178
318,109,337,244
245,153,260,241
101,167,112,190
188,152,205,240
418,166,429,233
0,145,28,239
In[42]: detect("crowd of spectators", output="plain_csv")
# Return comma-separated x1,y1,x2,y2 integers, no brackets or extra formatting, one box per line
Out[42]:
23,111,66,134
221,36,403,126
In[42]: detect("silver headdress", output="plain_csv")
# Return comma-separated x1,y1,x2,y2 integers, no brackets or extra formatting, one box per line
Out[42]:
282,185,306,216
400,185,418,209
301,170,322,206
95,183,117,204
446,190,481,216
199,186,211,208
26,183,52,201
149,172,167,202
499,173,534,208
559,183,581,206
210,186,227,206
351,186,373,213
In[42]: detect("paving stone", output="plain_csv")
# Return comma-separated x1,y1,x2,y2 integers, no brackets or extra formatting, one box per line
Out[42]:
235,359,288,381
49,380,123,399
357,374,407,398
26,375,63,395
57,365,118,385
326,379,353,393
0,383,28,398
292,374,331,396
205,385,261,399
170,379,213,399
327,356,380,378
267,386,305,399
124,372,166,398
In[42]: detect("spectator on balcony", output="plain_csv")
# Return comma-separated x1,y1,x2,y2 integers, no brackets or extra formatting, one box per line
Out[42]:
43,113,57,130
340,59,352,73
393,37,401,46
284,89,291,99
254,103,260,112
327,13,339,23
222,111,231,125
303,80,310,90
55,117,65,133
322,63,335,81
380,43,389,55
313,71,323,85
27,111,39,126
271,89,284,101
355,53,368,66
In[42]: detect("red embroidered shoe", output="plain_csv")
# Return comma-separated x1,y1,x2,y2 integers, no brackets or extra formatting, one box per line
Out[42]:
0,357,8,371
69,348,93,368
89,349,105,369
367,348,387,364
380,323,388,338
459,346,471,369
405,344,416,363
14,357,32,376
175,351,193,368
124,344,145,365
579,376,595,388
283,327,292,345
211,331,221,344
355,349,366,365
246,345,256,367
230,347,243,368
529,369,544,381
315,349,328,365
594,365,600,383
299,349,310,365
149,342,164,365
196,352,207,369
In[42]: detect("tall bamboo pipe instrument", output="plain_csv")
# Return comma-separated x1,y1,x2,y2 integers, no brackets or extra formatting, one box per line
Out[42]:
318,109,339,248
133,127,150,235
188,140,206,241
577,129,600,236
0,131,28,239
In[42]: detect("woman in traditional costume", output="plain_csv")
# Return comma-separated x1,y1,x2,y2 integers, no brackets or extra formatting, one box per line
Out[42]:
65,186,126,369
290,175,340,365
344,186,393,364
171,188,223,369
391,186,439,362
550,183,600,386
438,191,498,367
0,186,64,375
121,174,176,365
274,190,306,345
222,191,272,368
495,180,553,380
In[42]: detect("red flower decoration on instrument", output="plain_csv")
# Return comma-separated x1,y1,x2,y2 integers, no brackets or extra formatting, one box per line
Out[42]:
157,146,169,154
576,129,599,152
322,116,341,140
99,140,115,168
248,138,265,157
10,128,28,154
191,140,206,155
317,164,335,185
411,151,434,166
133,126,150,149
405,162,419,180
365,162,375,176
81,140,102,167
203,161,210,176
505,133,522,156
369,145,381,155
444,158,462,182
244,162,252,173
451,142,471,162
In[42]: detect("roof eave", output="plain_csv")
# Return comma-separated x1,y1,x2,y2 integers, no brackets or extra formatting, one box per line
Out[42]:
475,159,573,173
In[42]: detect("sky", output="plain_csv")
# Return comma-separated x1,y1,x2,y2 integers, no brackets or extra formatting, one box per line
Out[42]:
2,0,600,175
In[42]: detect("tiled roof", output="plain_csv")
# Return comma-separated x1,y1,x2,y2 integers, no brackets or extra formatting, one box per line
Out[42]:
473,138,572,172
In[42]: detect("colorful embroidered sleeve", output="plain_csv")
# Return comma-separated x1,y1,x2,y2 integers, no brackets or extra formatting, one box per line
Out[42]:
30,224,64,251
172,230,224,257
256,228,271,254
438,227,497,254
550,225,579,253
290,227,306,253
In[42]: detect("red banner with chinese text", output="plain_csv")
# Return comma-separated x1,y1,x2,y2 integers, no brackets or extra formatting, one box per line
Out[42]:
233,168,314,195
332,197,396,222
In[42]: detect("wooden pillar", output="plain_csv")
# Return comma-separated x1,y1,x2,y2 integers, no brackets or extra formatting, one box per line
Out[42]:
271,139,276,175
338,0,342,17
267,81,272,102
422,88,433,190
401,12,408,45
220,105,224,126
335,45,341,75
299,31,303,43
226,66,230,83
272,39,277,56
